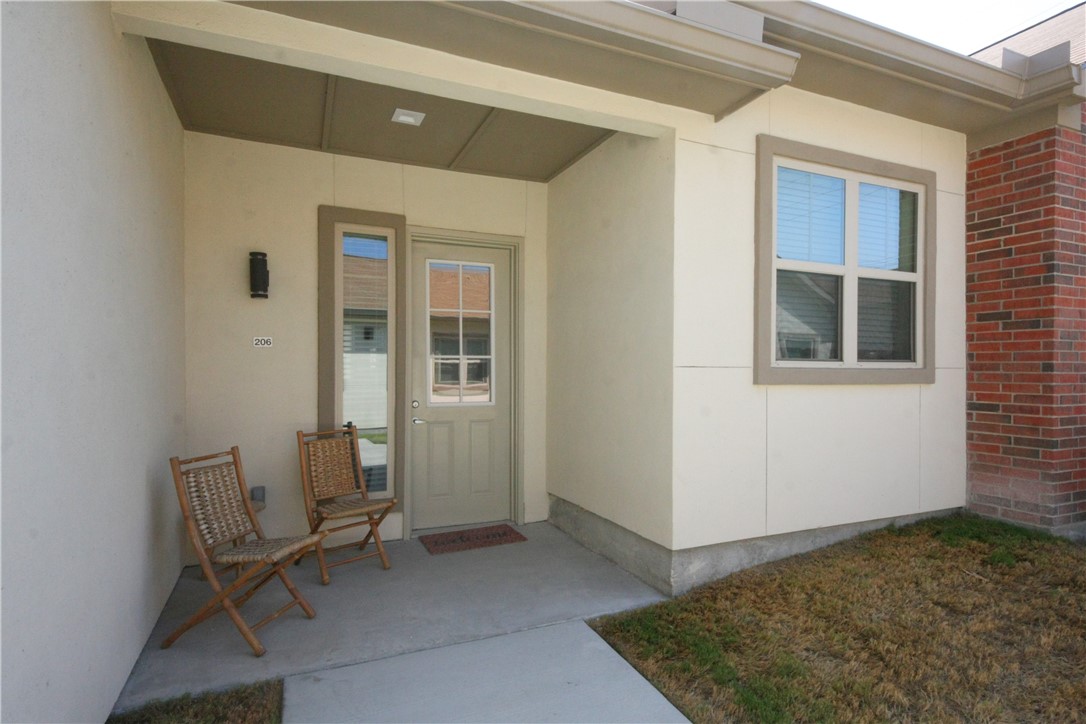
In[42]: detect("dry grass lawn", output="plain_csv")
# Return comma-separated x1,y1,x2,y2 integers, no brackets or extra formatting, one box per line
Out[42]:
594,514,1086,723
107,679,282,724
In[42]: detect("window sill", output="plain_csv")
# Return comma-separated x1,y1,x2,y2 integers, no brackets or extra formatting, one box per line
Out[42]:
754,365,935,385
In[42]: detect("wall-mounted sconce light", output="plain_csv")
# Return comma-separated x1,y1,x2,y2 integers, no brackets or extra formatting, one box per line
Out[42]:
249,251,269,299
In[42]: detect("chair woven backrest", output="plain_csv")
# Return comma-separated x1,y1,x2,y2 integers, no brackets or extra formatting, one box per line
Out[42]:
182,461,255,550
304,437,361,501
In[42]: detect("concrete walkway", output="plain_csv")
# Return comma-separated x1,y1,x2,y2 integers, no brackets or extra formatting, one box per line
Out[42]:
113,522,686,722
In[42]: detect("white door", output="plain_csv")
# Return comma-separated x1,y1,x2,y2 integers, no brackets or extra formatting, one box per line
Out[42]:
410,240,513,530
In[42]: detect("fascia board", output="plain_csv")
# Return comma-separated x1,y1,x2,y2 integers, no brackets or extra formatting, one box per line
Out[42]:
739,0,1080,107
459,0,800,89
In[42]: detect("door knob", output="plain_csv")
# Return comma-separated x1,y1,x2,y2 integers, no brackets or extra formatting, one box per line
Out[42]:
412,417,428,425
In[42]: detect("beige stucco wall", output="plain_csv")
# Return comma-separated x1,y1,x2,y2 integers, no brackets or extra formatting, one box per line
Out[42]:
1,4,186,721
672,86,967,550
547,132,677,547
184,133,549,540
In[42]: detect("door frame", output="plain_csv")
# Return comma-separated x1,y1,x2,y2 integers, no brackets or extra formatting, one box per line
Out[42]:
404,226,523,536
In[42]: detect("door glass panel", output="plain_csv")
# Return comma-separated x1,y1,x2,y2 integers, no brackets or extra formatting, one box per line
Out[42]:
428,261,494,404
462,265,491,310
432,359,461,401
429,262,460,310
463,315,491,356
342,232,390,494
430,313,459,355
464,358,491,402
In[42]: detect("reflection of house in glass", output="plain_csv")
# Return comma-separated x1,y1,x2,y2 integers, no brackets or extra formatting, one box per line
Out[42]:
777,271,914,362
428,262,493,403
343,234,389,493
857,279,914,360
776,271,840,360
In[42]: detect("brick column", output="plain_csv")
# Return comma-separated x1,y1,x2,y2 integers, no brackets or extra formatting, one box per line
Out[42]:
966,106,1086,529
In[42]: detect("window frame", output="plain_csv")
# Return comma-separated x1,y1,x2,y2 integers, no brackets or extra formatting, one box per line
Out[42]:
754,135,937,385
318,206,406,504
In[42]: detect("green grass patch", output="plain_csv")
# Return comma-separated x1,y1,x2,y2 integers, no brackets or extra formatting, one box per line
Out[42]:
921,511,1052,548
359,432,388,445
594,513,1086,723
107,679,282,724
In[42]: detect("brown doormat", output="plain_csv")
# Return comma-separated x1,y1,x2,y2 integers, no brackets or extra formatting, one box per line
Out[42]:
418,524,527,555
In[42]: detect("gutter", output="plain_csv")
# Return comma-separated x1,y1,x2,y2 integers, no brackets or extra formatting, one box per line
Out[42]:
739,0,1084,112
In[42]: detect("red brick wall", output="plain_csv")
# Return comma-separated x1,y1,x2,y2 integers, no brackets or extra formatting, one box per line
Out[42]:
965,104,1086,528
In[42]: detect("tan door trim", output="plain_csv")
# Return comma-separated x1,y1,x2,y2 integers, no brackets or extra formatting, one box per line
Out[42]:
404,226,523,535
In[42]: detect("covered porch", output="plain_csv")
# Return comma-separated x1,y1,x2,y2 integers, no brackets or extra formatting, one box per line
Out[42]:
113,522,672,720
6,2,1083,721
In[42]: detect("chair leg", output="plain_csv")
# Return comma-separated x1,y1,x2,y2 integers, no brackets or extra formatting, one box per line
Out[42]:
221,596,267,657
275,565,316,618
365,513,392,570
162,565,271,655
161,599,219,651
162,552,320,656
315,540,330,585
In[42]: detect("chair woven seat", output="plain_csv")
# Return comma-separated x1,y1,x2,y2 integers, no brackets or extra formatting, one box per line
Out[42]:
214,533,325,565
297,425,397,583
318,496,394,520
163,446,326,657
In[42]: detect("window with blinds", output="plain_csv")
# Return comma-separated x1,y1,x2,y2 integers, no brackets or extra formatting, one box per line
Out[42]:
754,135,935,384
341,231,393,496
770,157,924,370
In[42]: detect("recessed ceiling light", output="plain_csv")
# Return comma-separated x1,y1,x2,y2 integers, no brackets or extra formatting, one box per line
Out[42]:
391,108,426,126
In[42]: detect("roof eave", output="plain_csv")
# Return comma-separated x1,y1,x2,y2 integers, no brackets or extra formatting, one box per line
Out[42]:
738,0,1085,138
481,0,800,89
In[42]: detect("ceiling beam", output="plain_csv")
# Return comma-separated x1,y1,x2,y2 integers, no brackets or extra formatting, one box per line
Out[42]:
111,1,710,138
320,75,336,152
449,108,500,173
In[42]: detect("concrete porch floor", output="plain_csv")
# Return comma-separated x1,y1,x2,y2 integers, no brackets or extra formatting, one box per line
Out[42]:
113,522,685,722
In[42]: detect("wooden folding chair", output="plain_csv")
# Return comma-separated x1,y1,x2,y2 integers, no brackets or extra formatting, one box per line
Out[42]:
163,447,327,657
297,425,397,584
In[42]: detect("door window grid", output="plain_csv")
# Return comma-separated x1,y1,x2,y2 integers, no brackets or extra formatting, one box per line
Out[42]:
427,261,495,405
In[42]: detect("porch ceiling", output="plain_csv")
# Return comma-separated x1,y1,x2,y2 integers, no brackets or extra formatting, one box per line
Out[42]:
148,39,614,183
137,0,802,183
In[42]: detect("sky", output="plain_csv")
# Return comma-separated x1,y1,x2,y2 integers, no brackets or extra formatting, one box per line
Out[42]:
812,0,1083,55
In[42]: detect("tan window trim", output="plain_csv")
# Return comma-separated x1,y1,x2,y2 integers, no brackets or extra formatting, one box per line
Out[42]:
754,135,937,385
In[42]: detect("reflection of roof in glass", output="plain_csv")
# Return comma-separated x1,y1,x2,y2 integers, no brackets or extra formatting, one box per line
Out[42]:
429,264,491,313
344,256,388,310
